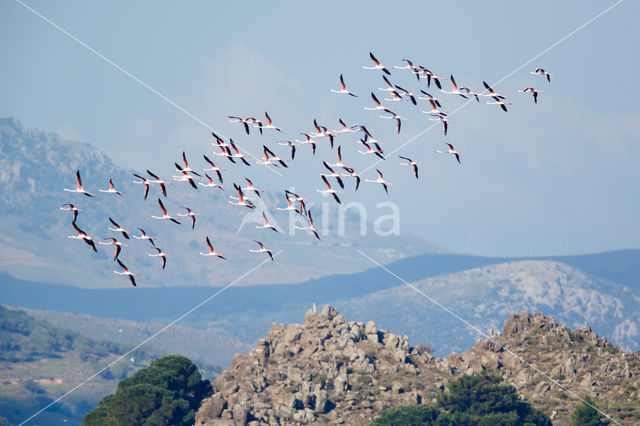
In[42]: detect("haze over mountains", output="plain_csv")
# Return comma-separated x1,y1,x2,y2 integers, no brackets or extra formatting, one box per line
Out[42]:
0,117,440,288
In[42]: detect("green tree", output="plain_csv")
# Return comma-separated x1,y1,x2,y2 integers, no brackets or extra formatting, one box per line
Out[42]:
370,405,452,425
571,396,609,426
83,355,211,426
436,373,551,426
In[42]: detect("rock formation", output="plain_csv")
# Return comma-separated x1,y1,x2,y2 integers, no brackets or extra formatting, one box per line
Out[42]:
196,306,640,425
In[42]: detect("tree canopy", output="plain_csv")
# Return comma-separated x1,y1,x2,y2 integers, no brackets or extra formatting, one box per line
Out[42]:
83,355,211,426
571,396,609,426
371,373,551,426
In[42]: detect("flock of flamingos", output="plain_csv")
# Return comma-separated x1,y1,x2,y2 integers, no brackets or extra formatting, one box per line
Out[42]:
61,52,553,286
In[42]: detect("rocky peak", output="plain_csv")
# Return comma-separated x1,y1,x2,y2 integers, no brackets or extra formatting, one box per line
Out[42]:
196,306,640,425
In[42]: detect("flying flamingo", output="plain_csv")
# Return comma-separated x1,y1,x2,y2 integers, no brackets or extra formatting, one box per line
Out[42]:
107,217,130,239
332,118,359,135
228,184,256,209
63,170,94,197
482,81,507,99
341,166,363,191
198,173,224,190
148,247,169,269
98,179,123,196
327,146,350,169
276,193,299,213
295,133,320,155
378,109,406,134
173,165,200,189
228,116,258,134
242,178,264,198
177,207,199,229
199,236,227,259
316,175,343,204
530,68,553,82
399,156,422,179
256,212,279,232
132,173,152,200
362,52,392,75
364,169,393,194
150,199,182,224
294,209,321,240
321,161,345,189
486,97,511,112
363,93,389,111
60,203,82,222
249,240,274,261
133,228,156,246
518,87,543,104
330,74,357,97
255,111,283,132
357,139,385,160
440,75,469,99
113,259,139,286
68,221,97,252
277,140,300,160
418,90,443,107
378,75,396,93
421,98,448,117
227,139,252,166
419,67,443,89
146,170,172,197
393,85,418,105
98,237,129,261
428,115,450,136
202,154,224,183
435,143,463,164
178,152,202,177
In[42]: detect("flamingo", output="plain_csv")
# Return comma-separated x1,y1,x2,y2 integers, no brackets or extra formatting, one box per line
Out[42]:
428,115,450,136
198,173,224,190
256,145,288,168
60,203,82,222
68,221,97,252
327,146,350,169
316,175,343,204
364,169,392,194
173,166,199,189
518,87,543,104
357,139,385,160
482,81,507,99
107,217,130,239
98,179,123,196
383,90,407,103
98,237,129,261
211,141,236,163
419,68,443,89
330,74,357,97
63,170,94,197
393,85,418,105
378,75,396,92
202,155,224,183
440,75,469,99
362,52,392,75
294,209,321,240
227,139,252,166
255,111,283,132
459,87,481,102
133,228,156,246
486,96,511,112
199,236,227,259
228,184,256,209
242,178,264,198
277,140,300,160
148,247,169,269
341,166,362,191
311,119,335,146
132,173,153,200
249,240,274,261
435,143,463,164
295,133,320,155
150,199,182,224
228,116,258,135
177,207,199,229
418,90,443,107
421,98,448,117
399,156,421,179
332,118,359,135
113,259,139,286
256,212,279,232
276,193,300,213
321,161,345,188
210,131,231,148
146,170,172,197
363,92,388,111
378,109,406,134
392,58,416,71
531,68,553,82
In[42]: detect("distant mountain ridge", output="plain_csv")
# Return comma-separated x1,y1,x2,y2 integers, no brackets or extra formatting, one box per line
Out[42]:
0,116,442,288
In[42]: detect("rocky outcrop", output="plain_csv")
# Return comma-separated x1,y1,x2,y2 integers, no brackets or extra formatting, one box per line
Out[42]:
196,307,640,425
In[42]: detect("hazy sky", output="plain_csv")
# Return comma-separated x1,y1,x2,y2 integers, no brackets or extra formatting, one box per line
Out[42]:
1,0,639,257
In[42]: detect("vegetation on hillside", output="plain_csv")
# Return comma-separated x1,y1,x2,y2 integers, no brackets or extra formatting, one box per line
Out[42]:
83,355,211,425
371,373,551,425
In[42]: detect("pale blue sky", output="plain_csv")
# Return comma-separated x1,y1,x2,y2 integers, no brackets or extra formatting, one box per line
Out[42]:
1,0,639,257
